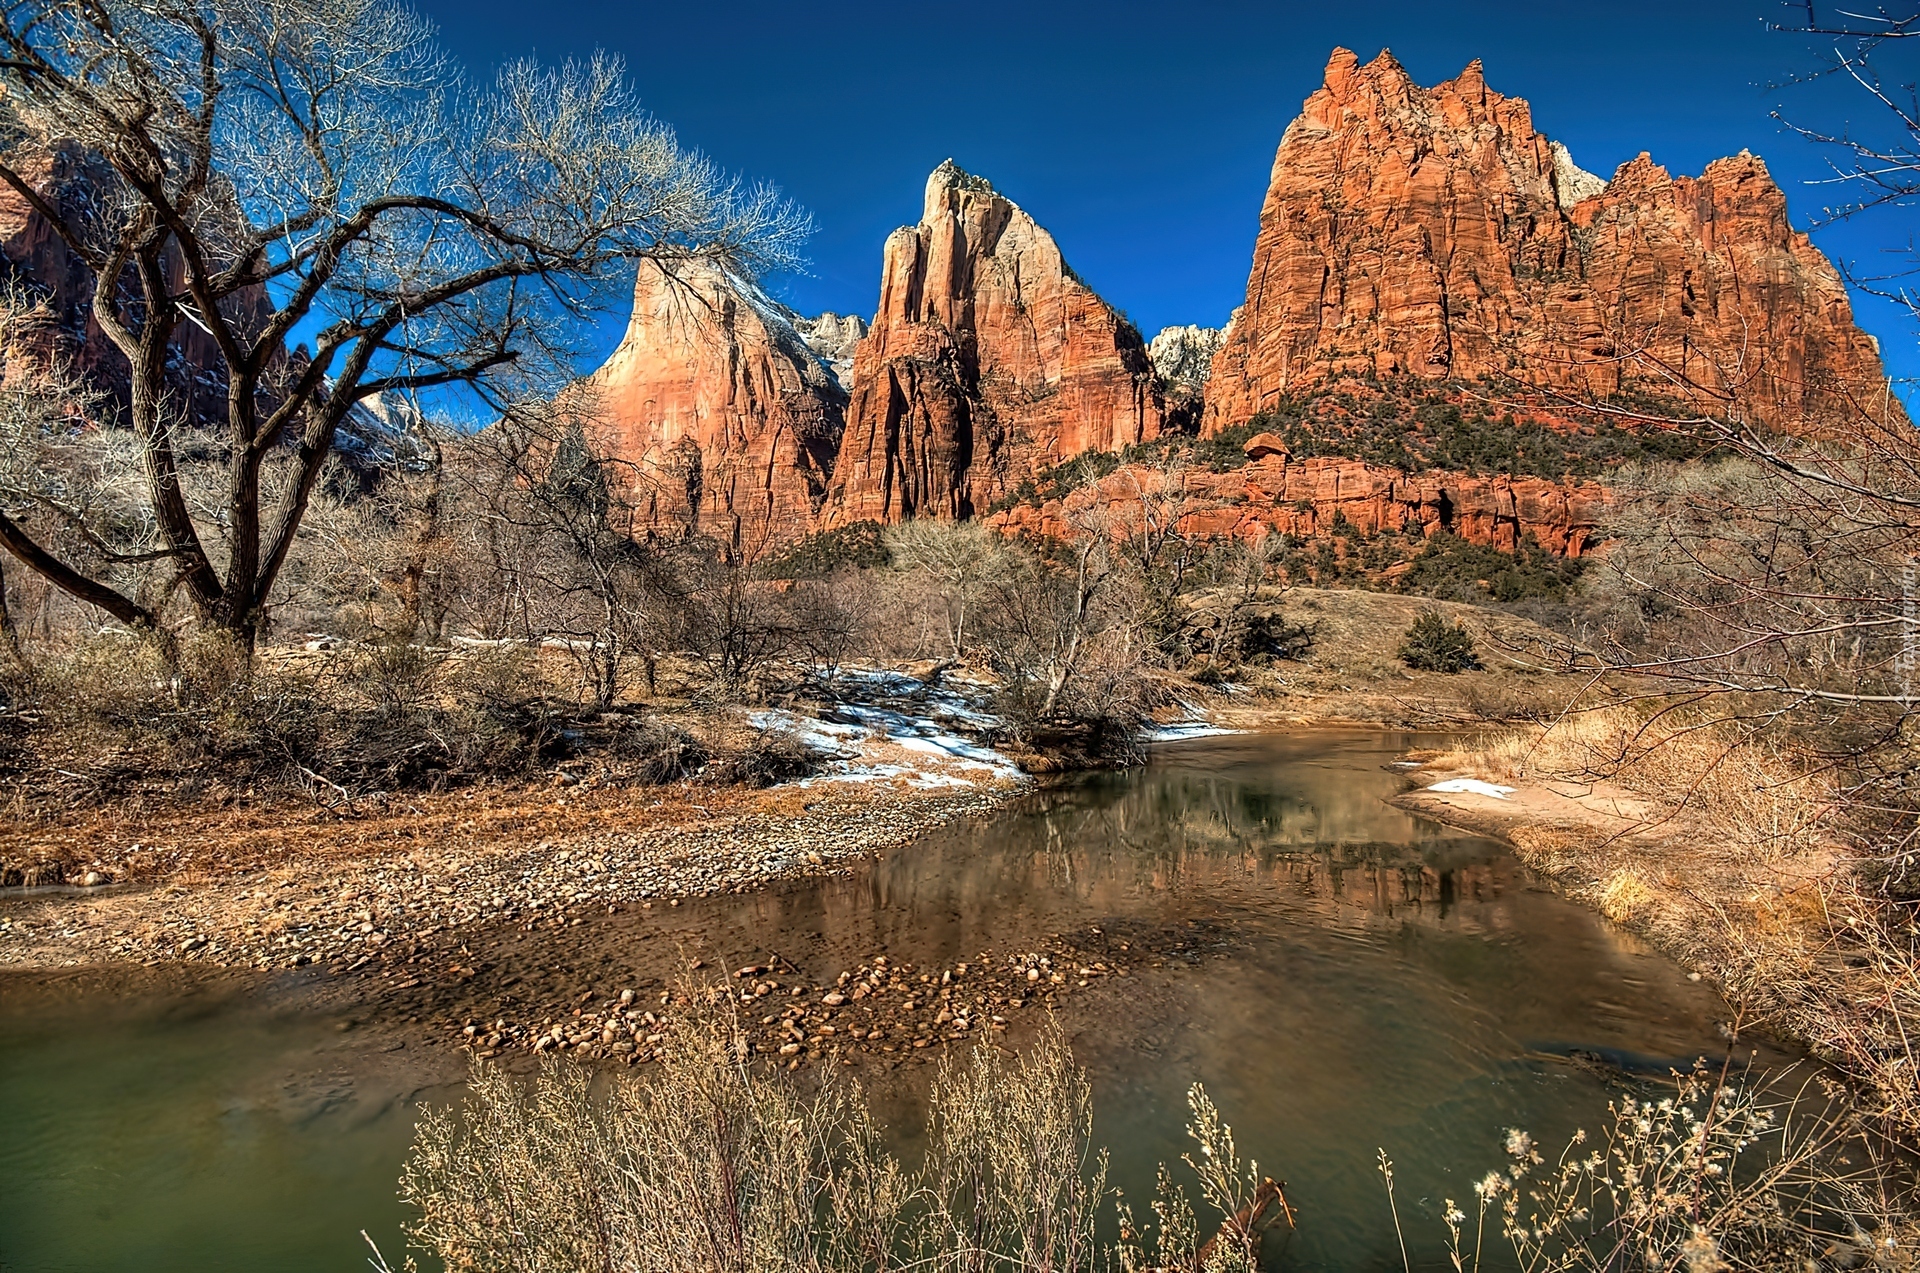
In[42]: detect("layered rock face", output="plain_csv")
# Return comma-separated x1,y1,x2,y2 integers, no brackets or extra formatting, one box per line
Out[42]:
992,450,1607,559
1204,49,1893,435
823,161,1164,524
580,258,845,539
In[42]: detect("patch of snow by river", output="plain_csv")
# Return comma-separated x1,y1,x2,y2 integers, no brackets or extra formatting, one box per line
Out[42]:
748,670,1025,790
1425,778,1516,799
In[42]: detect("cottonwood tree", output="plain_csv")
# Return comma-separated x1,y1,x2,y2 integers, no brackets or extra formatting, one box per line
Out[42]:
882,518,1012,659
458,399,681,712
0,0,806,650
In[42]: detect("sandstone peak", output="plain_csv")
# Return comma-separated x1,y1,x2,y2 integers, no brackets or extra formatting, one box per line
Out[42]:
823,166,1163,524
581,257,844,540
925,159,999,218
1205,51,1893,436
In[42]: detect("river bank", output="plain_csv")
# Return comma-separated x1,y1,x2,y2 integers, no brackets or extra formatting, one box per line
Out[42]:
1395,727,1920,1148
4,731,1763,1273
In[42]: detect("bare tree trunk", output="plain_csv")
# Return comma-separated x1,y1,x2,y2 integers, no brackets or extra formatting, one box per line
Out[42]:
0,552,23,669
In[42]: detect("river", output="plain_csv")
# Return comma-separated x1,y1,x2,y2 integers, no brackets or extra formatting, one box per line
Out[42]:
0,730,1765,1270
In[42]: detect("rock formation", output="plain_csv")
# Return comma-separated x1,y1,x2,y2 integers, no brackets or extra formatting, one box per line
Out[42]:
580,257,845,540
1204,48,1894,436
1150,323,1226,433
1148,324,1225,389
991,450,1607,560
791,311,867,392
822,161,1164,525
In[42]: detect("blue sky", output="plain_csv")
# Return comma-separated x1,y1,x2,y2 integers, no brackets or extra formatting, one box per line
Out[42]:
415,0,1918,396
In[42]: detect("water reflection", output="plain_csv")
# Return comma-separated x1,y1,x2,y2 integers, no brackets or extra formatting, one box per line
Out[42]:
0,730,1757,1273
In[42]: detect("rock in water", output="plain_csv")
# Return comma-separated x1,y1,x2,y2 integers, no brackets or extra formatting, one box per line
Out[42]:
1204,49,1895,436
578,258,846,542
822,160,1165,525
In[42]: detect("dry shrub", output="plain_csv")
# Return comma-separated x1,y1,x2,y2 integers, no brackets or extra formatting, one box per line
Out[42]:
10,634,560,805
1439,704,1920,1151
704,725,819,788
1598,867,1658,923
1418,1070,1917,1273
394,986,1282,1273
605,717,710,784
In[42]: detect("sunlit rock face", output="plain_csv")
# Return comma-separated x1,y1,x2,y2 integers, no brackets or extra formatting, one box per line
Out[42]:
580,258,845,540
1204,48,1894,436
822,160,1164,525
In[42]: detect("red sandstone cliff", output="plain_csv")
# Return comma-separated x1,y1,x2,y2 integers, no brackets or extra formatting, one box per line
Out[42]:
822,161,1164,524
580,258,845,541
0,134,268,430
990,449,1606,561
1204,49,1893,436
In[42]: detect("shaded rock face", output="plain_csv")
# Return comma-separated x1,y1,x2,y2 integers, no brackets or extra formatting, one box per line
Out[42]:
581,258,845,540
991,453,1607,560
1204,48,1893,436
823,161,1164,525
0,135,269,430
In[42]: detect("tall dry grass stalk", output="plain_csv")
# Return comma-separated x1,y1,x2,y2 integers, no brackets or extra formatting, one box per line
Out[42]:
390,981,1286,1273
1422,1070,1916,1272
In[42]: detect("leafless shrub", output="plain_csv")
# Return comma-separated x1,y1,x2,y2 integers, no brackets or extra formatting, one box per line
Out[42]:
1406,1069,1916,1273
605,717,710,785
702,725,818,789
395,984,1286,1273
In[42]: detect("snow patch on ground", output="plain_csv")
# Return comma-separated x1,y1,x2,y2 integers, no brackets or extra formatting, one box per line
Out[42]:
747,672,1025,790
1144,721,1240,743
1425,778,1516,799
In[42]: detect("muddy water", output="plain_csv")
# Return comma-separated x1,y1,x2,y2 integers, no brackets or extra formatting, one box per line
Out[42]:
0,731,1762,1271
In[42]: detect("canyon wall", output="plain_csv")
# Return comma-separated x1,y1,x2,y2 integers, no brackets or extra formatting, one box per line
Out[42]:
991,447,1607,560
821,161,1164,524
1204,49,1893,436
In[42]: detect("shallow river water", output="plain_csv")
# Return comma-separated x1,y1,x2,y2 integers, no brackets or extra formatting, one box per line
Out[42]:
1,731,1763,1271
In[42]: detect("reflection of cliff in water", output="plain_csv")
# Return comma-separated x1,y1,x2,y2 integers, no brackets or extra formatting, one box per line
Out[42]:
857,732,1517,938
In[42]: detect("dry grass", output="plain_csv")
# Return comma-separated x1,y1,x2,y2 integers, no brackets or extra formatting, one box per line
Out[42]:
1412,1070,1919,1272
1433,704,1920,1152
391,982,1284,1273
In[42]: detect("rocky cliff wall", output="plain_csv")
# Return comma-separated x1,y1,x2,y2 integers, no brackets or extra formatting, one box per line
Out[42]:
1204,49,1893,437
580,258,845,541
822,161,1164,525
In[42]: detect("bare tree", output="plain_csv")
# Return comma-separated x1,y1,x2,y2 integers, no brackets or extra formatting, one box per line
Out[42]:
0,0,807,649
455,397,683,711
882,519,1012,660
1772,3,1920,358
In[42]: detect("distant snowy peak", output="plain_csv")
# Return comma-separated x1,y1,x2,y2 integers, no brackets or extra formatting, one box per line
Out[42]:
1550,141,1607,209
1148,324,1224,388
791,311,868,391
